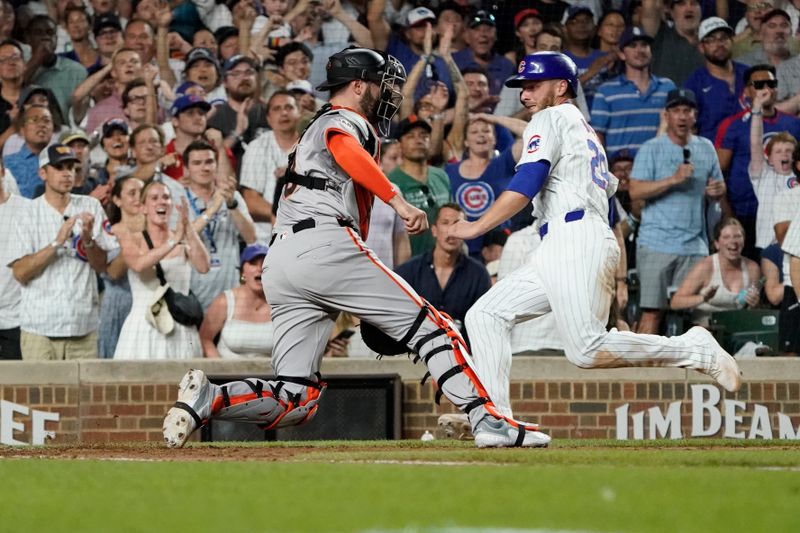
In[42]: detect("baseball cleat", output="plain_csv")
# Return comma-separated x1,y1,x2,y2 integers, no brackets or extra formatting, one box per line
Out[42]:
473,417,551,448
163,369,213,448
685,326,742,393
437,413,472,440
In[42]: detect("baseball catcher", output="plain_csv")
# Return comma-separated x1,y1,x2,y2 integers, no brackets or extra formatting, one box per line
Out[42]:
163,47,550,448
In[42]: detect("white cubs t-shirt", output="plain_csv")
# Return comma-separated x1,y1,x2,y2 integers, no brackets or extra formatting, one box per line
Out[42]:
7,194,118,337
749,159,798,249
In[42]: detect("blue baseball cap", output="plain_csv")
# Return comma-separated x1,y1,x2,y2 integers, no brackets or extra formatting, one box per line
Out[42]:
175,81,202,97
240,244,269,265
170,94,212,117
223,54,259,74
564,5,594,22
620,26,653,48
39,144,80,169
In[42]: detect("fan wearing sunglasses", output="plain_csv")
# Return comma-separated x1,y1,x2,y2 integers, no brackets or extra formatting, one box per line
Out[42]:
714,63,800,260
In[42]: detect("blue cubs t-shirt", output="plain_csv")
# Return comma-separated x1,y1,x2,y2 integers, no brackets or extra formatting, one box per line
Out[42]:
446,147,516,255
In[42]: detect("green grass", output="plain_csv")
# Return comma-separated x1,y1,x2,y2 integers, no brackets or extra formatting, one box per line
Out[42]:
1,440,799,533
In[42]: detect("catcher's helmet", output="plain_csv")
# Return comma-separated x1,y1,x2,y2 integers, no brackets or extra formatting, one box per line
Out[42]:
317,47,406,136
505,52,579,97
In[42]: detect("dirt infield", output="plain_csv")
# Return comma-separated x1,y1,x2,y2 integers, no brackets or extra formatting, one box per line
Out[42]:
2,438,798,463
0,443,357,462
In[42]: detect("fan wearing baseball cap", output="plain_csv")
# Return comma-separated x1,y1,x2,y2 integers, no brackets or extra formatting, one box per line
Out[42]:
163,94,212,181
737,9,795,68
562,6,609,108
94,119,132,186
372,2,456,100
90,14,124,76
504,8,544,66
199,243,275,358
683,17,748,141
591,26,675,155
452,10,515,96
8,142,119,360
207,55,269,160
183,47,227,105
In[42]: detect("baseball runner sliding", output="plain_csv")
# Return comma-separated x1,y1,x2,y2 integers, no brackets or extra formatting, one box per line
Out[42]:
163,48,550,449
448,52,742,431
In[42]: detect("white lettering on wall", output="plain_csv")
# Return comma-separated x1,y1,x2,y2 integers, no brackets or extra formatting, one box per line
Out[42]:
616,384,799,440
0,400,60,446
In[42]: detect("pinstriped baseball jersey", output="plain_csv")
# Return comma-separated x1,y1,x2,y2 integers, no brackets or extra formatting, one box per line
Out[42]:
276,107,379,236
518,103,617,225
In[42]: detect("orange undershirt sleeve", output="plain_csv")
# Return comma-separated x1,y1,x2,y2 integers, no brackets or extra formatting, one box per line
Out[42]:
326,130,398,203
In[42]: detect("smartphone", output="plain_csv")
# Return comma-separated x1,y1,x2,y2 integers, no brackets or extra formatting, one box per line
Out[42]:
334,329,355,341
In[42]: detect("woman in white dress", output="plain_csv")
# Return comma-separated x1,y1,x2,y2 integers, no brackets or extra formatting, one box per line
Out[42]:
114,181,210,359
199,244,274,358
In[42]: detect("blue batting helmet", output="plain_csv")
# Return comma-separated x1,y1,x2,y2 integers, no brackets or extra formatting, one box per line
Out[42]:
505,52,579,97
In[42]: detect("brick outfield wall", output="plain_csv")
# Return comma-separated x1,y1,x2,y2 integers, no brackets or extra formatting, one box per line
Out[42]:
2,376,799,444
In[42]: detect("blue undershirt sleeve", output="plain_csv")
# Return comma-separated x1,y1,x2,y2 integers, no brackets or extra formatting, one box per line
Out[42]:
506,161,551,199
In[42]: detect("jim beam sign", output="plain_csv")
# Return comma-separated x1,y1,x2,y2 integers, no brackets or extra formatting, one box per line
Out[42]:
616,384,799,440
0,400,59,445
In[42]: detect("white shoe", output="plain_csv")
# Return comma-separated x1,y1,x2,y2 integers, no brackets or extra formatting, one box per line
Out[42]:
685,326,742,393
163,369,213,448
437,413,472,440
473,417,551,448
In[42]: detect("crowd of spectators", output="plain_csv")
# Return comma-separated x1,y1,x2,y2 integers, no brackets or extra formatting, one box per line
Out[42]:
1,0,800,362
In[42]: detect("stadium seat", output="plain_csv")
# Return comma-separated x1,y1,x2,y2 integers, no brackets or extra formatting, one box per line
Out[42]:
709,310,780,355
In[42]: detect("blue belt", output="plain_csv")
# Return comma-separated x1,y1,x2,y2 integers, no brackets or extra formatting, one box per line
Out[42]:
538,210,585,239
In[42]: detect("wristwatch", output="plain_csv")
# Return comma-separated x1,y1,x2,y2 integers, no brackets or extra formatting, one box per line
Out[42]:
227,198,239,210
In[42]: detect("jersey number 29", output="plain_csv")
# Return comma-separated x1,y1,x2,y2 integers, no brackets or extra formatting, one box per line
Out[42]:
586,138,610,190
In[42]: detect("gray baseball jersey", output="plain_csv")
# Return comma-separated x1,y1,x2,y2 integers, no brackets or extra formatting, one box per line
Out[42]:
275,108,378,237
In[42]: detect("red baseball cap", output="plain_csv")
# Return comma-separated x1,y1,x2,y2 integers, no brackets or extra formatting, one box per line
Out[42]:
514,8,541,29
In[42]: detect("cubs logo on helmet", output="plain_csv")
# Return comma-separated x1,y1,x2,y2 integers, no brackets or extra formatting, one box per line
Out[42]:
527,135,541,153
456,182,495,218
505,52,578,96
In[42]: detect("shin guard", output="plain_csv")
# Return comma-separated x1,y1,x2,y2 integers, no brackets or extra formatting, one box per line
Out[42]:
414,306,540,434
210,376,326,430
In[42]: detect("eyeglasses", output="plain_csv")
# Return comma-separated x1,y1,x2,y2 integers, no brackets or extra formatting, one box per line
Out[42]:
227,68,256,78
25,116,53,125
0,53,22,64
749,79,778,89
747,2,772,10
127,94,147,104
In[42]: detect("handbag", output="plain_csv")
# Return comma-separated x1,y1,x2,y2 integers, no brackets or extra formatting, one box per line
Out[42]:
142,230,204,328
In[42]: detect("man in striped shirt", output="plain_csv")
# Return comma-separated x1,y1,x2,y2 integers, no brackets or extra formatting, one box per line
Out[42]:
590,27,675,154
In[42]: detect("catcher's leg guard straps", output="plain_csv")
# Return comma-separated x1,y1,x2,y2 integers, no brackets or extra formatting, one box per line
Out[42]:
172,401,203,426
212,377,326,430
399,304,430,348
